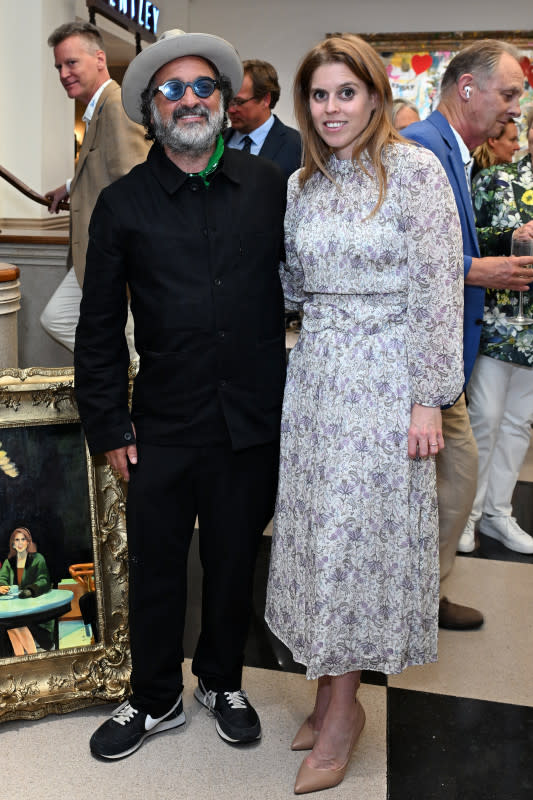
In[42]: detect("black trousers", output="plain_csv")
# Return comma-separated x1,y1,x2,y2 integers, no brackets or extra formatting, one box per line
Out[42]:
126,439,279,716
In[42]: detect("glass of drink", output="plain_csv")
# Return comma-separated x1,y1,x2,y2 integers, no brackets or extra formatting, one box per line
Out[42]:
507,235,533,325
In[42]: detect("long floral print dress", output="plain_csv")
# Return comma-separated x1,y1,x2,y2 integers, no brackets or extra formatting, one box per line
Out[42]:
265,143,464,679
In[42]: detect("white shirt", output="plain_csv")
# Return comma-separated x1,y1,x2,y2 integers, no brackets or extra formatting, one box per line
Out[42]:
66,80,113,193
226,114,275,156
450,124,473,191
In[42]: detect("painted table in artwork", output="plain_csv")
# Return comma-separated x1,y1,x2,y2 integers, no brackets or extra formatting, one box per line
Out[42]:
0,588,73,650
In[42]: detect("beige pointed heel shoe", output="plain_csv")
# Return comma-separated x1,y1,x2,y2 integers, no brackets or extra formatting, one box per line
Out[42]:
291,718,320,751
293,700,366,795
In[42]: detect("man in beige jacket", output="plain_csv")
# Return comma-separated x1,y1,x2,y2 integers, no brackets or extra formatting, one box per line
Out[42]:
42,21,149,352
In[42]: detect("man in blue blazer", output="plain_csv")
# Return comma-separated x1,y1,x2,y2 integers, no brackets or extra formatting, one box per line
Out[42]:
404,40,532,630
224,59,302,179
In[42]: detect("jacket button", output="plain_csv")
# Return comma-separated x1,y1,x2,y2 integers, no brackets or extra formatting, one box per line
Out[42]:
214,278,222,287
218,330,225,338
124,432,133,441
219,379,227,387
190,183,199,192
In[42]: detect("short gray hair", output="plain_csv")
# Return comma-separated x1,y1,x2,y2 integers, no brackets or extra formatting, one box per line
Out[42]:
440,39,521,95
48,21,105,54
391,98,419,125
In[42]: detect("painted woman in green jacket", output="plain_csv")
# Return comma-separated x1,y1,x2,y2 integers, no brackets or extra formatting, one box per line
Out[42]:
0,527,53,654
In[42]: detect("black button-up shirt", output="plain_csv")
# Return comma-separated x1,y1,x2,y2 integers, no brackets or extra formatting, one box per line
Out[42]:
75,142,287,454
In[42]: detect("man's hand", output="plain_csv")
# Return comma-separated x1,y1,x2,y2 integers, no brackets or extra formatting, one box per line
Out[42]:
512,220,533,241
105,442,138,482
45,184,69,214
466,255,533,290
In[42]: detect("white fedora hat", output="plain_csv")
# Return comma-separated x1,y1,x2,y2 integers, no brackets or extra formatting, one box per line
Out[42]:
122,29,243,123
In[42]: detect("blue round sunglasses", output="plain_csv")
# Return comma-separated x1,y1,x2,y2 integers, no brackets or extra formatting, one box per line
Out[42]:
156,77,220,101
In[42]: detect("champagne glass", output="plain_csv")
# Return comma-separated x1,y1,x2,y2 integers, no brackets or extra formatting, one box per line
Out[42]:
507,235,533,325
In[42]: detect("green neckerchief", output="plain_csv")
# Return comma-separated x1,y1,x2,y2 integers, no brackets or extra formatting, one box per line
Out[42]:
188,134,224,187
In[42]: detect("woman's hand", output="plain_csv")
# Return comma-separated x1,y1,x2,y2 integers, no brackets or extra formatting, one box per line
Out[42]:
408,403,444,459
0,586,10,595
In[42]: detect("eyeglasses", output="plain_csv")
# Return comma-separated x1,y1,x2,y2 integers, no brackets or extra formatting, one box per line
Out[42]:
156,77,220,102
228,95,258,108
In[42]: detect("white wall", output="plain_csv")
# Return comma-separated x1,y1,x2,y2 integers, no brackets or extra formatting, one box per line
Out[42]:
186,0,533,126
0,0,76,219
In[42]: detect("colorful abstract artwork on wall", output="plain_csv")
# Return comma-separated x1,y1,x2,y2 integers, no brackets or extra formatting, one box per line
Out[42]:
355,31,533,148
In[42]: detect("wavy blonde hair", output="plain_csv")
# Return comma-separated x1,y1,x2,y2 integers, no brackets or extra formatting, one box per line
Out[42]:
294,34,405,215
472,120,518,171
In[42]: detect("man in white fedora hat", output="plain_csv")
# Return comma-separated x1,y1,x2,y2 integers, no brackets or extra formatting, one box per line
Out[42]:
74,29,287,760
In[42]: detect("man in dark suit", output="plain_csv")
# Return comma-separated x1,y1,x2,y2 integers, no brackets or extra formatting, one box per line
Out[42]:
403,40,532,630
224,59,302,179
74,29,287,760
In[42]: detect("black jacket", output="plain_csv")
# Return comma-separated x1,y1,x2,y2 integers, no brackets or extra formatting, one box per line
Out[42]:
224,115,302,179
75,143,287,454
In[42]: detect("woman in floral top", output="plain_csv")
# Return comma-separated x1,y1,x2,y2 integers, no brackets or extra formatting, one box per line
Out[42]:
458,109,533,555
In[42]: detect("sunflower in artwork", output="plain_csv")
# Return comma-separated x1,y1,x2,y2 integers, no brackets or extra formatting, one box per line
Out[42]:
0,441,18,478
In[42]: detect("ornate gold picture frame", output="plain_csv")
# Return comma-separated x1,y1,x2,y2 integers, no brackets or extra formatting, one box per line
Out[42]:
0,368,129,722
358,30,533,52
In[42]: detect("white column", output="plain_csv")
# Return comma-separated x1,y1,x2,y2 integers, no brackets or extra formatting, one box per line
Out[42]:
0,264,21,367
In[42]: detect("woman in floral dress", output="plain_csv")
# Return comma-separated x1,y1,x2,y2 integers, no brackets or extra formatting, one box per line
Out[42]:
458,109,533,555
264,35,464,795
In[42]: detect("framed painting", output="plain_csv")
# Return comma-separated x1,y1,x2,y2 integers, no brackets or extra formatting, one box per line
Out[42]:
355,30,533,144
0,368,130,721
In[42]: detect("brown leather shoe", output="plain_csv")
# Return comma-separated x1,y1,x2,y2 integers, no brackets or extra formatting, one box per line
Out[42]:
438,597,484,630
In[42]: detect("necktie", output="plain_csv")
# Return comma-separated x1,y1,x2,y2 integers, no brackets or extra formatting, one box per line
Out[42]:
241,135,253,153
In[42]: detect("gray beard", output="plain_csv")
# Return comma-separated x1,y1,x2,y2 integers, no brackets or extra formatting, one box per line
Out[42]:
151,96,225,155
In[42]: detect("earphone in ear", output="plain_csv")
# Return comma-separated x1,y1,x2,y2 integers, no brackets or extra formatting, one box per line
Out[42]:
465,86,471,99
